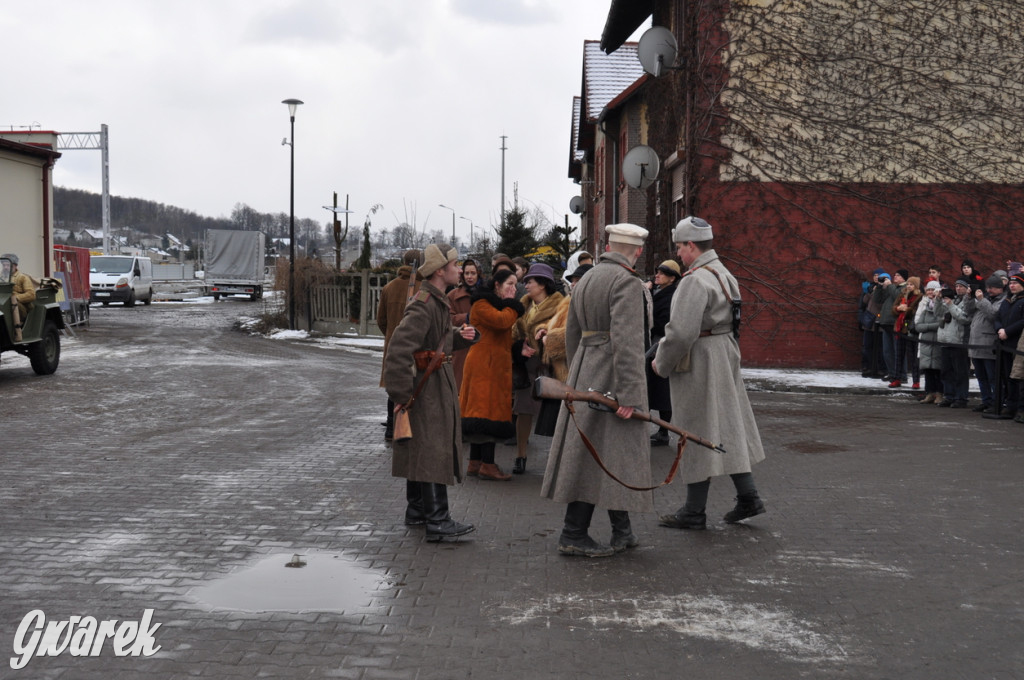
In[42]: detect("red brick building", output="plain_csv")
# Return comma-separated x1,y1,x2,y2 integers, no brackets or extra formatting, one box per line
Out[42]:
572,0,1024,367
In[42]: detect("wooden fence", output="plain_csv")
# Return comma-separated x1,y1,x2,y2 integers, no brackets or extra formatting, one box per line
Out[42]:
309,271,392,335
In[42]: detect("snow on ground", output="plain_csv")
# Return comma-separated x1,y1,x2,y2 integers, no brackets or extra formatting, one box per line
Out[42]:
258,330,905,393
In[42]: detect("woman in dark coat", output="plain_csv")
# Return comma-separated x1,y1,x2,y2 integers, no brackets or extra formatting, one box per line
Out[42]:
447,259,482,390
996,273,1024,419
646,260,681,445
459,269,524,480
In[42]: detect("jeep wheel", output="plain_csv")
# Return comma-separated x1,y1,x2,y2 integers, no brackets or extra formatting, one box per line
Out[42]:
125,291,136,307
28,319,60,375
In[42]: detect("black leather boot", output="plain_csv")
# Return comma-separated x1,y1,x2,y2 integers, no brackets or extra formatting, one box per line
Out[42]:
420,482,475,542
723,492,766,523
404,480,425,525
658,508,707,530
558,502,614,557
608,510,639,553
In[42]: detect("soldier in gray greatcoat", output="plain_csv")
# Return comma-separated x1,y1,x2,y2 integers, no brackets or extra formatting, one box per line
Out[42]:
652,217,767,530
541,223,654,557
384,244,479,542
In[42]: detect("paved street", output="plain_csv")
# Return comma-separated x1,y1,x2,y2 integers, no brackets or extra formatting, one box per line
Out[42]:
1,300,1021,679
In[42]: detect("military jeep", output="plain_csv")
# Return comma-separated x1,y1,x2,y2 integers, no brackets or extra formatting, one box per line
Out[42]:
0,256,65,375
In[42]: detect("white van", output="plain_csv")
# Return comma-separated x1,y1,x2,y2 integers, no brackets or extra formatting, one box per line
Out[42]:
89,255,154,307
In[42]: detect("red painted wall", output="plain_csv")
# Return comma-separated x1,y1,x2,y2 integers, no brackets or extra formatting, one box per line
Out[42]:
697,180,1024,367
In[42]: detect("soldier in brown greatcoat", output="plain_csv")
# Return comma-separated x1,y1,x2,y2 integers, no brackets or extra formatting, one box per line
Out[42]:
383,244,479,541
376,249,421,440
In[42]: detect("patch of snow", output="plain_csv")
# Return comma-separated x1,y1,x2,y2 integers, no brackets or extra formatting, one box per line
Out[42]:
487,592,854,664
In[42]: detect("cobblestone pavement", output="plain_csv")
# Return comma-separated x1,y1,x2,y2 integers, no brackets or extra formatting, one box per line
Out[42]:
1,301,1021,679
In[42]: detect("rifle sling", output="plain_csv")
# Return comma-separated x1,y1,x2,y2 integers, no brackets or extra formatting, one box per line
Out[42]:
403,335,448,412
564,397,685,491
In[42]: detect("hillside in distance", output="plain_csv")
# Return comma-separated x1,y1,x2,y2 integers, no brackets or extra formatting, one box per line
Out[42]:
53,187,323,243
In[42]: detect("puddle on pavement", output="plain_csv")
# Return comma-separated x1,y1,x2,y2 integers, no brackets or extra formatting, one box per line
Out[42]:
192,552,385,612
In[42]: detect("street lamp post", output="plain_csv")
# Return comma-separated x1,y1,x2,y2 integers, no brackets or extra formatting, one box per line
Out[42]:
460,216,475,251
438,203,456,246
282,98,303,330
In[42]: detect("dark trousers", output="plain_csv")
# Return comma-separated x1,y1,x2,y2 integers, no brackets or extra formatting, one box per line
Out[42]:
922,367,943,395
894,334,919,383
684,472,758,512
972,357,998,406
940,346,970,402
879,325,896,377
999,343,1021,414
862,326,885,376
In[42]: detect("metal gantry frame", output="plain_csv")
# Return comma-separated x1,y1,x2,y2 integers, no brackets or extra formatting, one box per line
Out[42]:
56,124,111,253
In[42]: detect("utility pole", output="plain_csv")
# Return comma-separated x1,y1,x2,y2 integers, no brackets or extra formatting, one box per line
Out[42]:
500,135,508,230
57,124,110,254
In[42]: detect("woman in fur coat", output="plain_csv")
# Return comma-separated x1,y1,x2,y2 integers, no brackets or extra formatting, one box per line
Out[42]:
459,269,525,480
511,263,564,474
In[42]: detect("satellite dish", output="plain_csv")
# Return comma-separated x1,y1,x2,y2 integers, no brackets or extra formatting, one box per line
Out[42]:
569,196,585,215
622,145,661,190
638,26,678,77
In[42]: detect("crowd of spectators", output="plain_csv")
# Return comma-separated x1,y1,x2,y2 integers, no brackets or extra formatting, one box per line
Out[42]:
859,259,1024,423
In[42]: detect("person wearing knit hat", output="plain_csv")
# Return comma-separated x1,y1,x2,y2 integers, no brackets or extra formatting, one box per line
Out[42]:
383,243,480,542
968,275,1009,413
915,274,947,404
653,216,767,530
891,275,923,389
541,221,653,557
861,268,889,377
960,259,984,294
873,268,905,382
936,276,973,407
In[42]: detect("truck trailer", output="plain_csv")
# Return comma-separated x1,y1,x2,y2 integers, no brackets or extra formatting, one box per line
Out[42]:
205,230,265,301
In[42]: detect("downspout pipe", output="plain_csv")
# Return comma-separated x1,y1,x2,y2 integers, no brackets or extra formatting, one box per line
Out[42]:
42,159,54,277
598,106,619,225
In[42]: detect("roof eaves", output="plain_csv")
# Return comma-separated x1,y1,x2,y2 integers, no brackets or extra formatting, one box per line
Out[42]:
600,0,654,54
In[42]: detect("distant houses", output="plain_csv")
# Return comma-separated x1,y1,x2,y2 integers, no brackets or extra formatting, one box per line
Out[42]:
53,227,193,262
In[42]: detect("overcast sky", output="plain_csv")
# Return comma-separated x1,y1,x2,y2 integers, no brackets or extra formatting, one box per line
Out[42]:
2,1,647,246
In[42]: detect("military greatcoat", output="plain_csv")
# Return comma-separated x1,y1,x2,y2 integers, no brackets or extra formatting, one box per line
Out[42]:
376,265,420,387
540,251,654,513
653,249,765,484
383,281,475,485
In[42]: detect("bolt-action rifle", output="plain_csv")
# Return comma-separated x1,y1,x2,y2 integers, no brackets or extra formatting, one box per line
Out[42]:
533,376,725,491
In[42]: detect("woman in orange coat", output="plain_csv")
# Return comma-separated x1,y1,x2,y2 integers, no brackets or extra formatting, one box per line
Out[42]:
459,269,524,480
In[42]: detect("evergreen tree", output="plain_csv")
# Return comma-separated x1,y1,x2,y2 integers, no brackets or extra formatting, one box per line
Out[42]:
354,224,373,270
496,201,537,257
